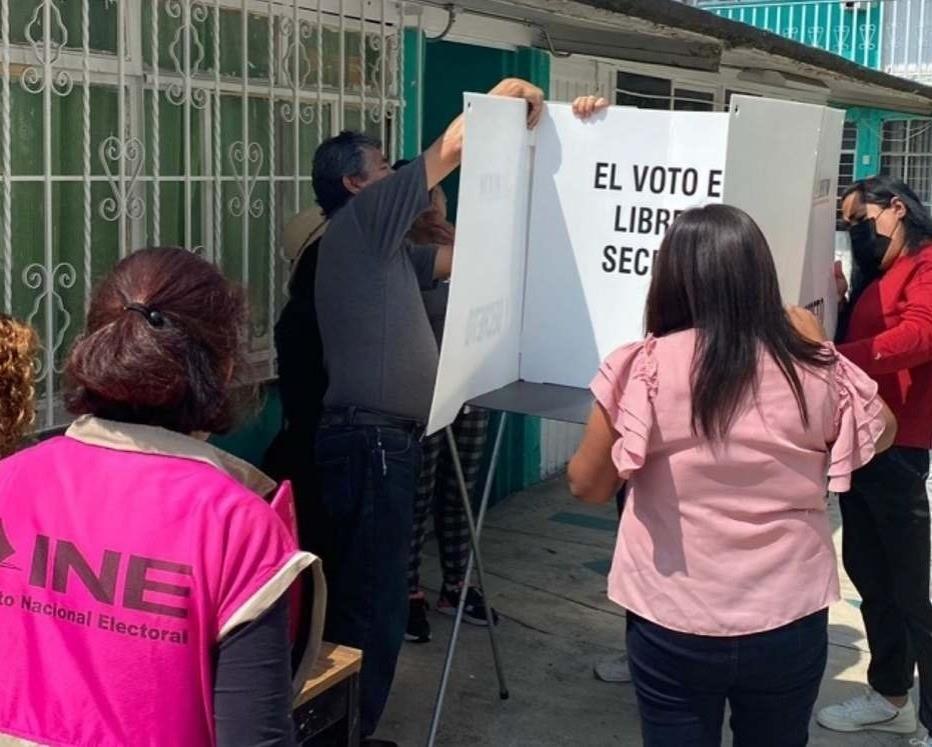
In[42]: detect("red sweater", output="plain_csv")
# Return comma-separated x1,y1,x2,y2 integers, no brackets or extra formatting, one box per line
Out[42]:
839,242,932,448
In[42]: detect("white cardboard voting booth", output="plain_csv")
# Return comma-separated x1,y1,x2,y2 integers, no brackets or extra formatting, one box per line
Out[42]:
426,94,845,435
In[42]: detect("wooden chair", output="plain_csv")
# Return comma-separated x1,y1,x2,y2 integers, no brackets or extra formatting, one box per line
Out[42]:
293,642,363,746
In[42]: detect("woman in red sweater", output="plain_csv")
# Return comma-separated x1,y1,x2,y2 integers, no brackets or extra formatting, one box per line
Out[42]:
819,176,932,739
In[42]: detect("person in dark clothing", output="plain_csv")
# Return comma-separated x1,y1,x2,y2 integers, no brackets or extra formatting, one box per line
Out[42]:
265,212,331,678
386,164,498,644
819,176,932,738
283,79,544,743
268,214,329,554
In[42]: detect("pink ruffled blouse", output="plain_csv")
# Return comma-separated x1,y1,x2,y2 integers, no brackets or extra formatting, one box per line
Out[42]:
592,329,886,636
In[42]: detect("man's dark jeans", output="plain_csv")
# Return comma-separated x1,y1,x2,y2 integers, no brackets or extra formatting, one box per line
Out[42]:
627,609,828,746
841,445,932,728
315,421,422,737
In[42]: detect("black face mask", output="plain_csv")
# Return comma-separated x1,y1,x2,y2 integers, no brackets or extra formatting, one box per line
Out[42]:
848,215,892,278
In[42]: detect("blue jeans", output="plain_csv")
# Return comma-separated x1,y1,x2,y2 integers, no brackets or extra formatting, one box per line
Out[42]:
315,422,422,737
627,609,828,746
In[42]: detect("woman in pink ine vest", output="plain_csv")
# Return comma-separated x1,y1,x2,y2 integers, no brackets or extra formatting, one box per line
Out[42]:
0,247,315,746
569,204,898,746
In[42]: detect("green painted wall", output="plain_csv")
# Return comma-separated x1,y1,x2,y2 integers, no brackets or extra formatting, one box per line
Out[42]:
840,105,918,181
422,41,516,219
402,28,425,160
420,40,550,220
209,384,283,467
843,107,884,180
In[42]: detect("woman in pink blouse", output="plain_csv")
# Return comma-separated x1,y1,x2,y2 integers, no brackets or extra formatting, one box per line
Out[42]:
569,204,896,746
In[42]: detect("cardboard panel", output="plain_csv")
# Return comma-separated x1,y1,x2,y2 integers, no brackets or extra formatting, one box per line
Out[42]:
426,94,532,434
427,96,845,432
800,106,845,339
723,96,824,306
520,103,730,388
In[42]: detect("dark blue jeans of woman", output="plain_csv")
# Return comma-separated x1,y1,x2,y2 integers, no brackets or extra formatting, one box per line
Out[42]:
626,609,828,746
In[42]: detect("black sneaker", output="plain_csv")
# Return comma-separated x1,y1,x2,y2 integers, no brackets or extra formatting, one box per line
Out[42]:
405,594,431,643
436,586,500,627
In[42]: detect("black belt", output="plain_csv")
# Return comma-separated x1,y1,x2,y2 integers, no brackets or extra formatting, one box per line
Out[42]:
319,407,424,437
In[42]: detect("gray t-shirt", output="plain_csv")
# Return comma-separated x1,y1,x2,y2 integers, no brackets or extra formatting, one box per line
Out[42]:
422,282,449,347
315,157,438,422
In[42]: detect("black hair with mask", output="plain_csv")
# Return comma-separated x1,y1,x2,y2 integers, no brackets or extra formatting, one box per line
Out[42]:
841,176,932,293
836,177,932,341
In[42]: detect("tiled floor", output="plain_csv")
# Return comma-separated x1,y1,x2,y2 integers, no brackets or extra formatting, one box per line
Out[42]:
379,477,918,746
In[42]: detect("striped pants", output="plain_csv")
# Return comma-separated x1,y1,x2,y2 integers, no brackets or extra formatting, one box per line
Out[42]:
408,408,490,595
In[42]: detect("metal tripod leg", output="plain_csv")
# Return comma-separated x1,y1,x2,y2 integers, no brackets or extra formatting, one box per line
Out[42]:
426,414,509,747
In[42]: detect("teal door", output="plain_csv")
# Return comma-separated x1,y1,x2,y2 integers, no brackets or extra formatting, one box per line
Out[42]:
422,41,516,219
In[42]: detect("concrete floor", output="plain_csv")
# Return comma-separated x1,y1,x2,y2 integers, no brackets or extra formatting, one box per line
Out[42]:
376,476,922,747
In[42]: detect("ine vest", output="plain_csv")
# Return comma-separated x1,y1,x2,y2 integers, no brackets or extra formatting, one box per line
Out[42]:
0,416,322,746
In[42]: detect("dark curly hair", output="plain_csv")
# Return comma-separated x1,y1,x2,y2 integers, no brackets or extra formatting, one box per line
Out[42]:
0,314,37,457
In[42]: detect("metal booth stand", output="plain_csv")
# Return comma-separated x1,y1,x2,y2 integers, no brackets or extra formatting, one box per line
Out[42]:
426,381,594,747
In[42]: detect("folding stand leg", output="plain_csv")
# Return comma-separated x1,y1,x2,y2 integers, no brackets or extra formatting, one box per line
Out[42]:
426,413,509,747
445,420,509,696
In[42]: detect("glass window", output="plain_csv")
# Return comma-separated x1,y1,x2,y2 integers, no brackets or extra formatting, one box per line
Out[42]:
673,88,714,112
881,119,932,210
615,72,671,110
12,1,118,54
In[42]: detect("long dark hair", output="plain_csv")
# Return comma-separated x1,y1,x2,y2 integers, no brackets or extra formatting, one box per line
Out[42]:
842,175,932,253
645,204,835,440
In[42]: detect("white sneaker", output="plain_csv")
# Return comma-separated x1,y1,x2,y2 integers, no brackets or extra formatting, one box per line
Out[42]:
593,654,632,683
817,689,917,734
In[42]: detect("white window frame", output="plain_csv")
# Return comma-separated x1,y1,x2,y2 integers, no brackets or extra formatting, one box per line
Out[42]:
880,118,932,211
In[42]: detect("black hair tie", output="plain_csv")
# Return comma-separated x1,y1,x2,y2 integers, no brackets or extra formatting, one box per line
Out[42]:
123,302,166,328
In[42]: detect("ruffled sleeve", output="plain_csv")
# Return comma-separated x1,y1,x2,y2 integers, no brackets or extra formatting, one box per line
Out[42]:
826,344,887,493
589,336,657,479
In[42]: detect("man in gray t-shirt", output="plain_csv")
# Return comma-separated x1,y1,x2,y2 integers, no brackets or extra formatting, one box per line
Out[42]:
316,154,440,422
306,78,543,743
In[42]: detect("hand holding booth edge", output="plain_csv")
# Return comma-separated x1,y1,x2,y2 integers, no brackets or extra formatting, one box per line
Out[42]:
572,95,610,120
834,260,849,303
